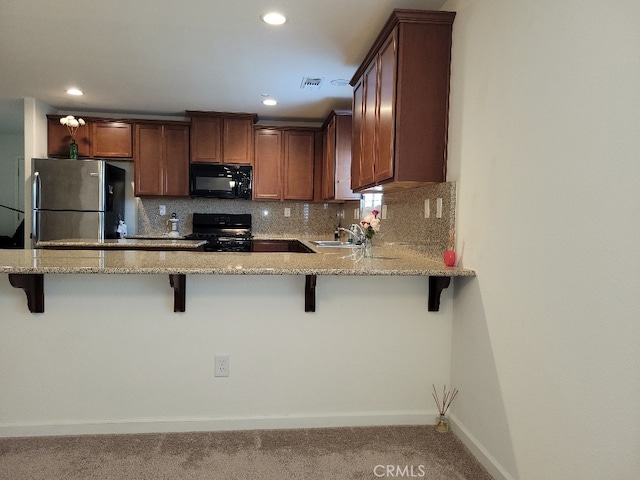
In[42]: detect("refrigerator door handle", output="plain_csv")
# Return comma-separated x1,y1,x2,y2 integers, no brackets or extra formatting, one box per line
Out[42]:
32,171,40,209
33,211,39,242
32,172,40,242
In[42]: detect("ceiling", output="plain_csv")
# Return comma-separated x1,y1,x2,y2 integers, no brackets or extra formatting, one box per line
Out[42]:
0,0,446,134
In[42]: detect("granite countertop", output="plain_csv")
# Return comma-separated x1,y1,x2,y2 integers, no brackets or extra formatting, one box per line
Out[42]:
0,241,475,277
35,238,207,250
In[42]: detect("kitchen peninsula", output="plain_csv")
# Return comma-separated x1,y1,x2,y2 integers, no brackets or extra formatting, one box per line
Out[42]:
1,242,474,315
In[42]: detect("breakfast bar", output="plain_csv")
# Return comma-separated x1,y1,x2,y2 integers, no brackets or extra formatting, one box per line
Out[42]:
1,243,475,315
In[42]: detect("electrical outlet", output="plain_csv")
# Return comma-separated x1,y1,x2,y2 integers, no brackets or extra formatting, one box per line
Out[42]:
424,199,430,218
284,207,291,217
381,205,388,220
436,198,443,218
159,205,166,216
215,355,230,377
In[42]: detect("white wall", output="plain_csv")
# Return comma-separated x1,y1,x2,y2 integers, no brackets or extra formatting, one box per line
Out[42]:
0,273,454,437
0,133,24,236
23,98,56,243
443,1,640,479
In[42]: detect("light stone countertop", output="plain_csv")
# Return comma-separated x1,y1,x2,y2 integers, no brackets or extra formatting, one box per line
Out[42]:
35,238,207,250
0,241,475,277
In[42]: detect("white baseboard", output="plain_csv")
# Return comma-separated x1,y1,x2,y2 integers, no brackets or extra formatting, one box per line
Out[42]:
449,414,515,480
0,410,440,438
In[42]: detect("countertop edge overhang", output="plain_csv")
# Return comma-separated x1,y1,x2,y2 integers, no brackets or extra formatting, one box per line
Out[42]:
1,247,474,314
0,248,475,277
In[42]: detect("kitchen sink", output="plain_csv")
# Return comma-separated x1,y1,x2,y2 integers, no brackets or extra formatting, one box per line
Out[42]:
311,240,360,248
250,239,314,253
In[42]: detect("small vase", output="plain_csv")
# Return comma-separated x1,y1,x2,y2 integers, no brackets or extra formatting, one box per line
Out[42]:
363,237,373,258
435,415,449,433
443,250,456,266
69,139,78,159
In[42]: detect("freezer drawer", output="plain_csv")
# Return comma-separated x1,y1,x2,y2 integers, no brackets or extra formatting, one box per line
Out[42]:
34,211,104,242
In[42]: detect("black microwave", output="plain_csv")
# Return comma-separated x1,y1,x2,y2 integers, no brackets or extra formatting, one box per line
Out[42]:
190,163,252,199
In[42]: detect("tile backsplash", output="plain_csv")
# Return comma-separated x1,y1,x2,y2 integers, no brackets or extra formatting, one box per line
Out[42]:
136,197,341,238
375,182,456,256
136,182,455,256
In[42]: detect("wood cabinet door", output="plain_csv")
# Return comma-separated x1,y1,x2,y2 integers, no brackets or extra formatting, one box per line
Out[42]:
190,116,222,163
253,129,282,200
333,113,360,201
92,122,132,158
351,80,364,190
47,120,91,158
375,31,397,183
322,117,336,200
134,124,164,196
162,124,189,196
283,130,315,201
360,60,377,187
222,117,254,165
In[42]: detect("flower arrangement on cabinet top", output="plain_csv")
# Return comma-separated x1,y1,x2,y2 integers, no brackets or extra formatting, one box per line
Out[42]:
59,115,86,139
361,209,381,239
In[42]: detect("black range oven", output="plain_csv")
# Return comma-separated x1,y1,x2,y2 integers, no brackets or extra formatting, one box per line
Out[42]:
184,213,253,252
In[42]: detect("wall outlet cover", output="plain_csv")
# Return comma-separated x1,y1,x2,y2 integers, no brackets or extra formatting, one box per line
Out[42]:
215,355,230,377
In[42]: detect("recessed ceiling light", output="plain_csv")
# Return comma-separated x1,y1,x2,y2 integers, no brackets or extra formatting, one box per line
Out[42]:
66,88,83,96
262,99,278,106
262,12,286,25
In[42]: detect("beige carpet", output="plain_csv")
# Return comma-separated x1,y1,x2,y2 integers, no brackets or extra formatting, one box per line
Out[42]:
0,425,493,480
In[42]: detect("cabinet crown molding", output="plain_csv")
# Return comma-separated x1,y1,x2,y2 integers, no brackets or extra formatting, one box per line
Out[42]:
349,9,456,85
185,110,258,123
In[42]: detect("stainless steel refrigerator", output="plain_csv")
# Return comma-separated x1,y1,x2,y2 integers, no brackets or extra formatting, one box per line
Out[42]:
32,158,125,242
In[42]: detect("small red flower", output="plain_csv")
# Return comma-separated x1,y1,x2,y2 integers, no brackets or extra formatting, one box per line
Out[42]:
371,209,379,218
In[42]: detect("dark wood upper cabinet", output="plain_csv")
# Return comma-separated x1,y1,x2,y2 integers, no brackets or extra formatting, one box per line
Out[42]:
92,122,133,158
351,82,364,192
322,110,360,202
47,115,133,159
350,9,455,192
254,127,318,201
189,116,222,163
134,122,189,197
47,117,91,158
222,117,255,164
253,128,282,200
187,111,257,165
283,129,315,201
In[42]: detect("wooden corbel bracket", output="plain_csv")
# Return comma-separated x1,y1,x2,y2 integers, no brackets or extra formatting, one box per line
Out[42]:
305,274,317,312
8,273,45,313
169,274,186,312
428,276,451,312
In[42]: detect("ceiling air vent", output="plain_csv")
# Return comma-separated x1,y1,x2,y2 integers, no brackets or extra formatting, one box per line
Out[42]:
300,77,324,90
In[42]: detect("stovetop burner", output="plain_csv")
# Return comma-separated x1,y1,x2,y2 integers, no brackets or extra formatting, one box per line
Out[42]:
185,213,252,251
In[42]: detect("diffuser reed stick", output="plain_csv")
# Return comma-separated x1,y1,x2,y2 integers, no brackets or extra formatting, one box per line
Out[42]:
432,384,458,416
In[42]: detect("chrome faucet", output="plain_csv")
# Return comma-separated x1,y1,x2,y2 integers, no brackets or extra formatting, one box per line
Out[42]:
338,223,366,245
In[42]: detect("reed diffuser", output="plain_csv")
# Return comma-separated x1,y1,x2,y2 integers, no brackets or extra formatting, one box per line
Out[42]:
432,384,458,433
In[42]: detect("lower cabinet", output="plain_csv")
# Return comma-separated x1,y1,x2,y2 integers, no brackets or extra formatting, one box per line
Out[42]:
134,123,189,196
253,127,318,201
